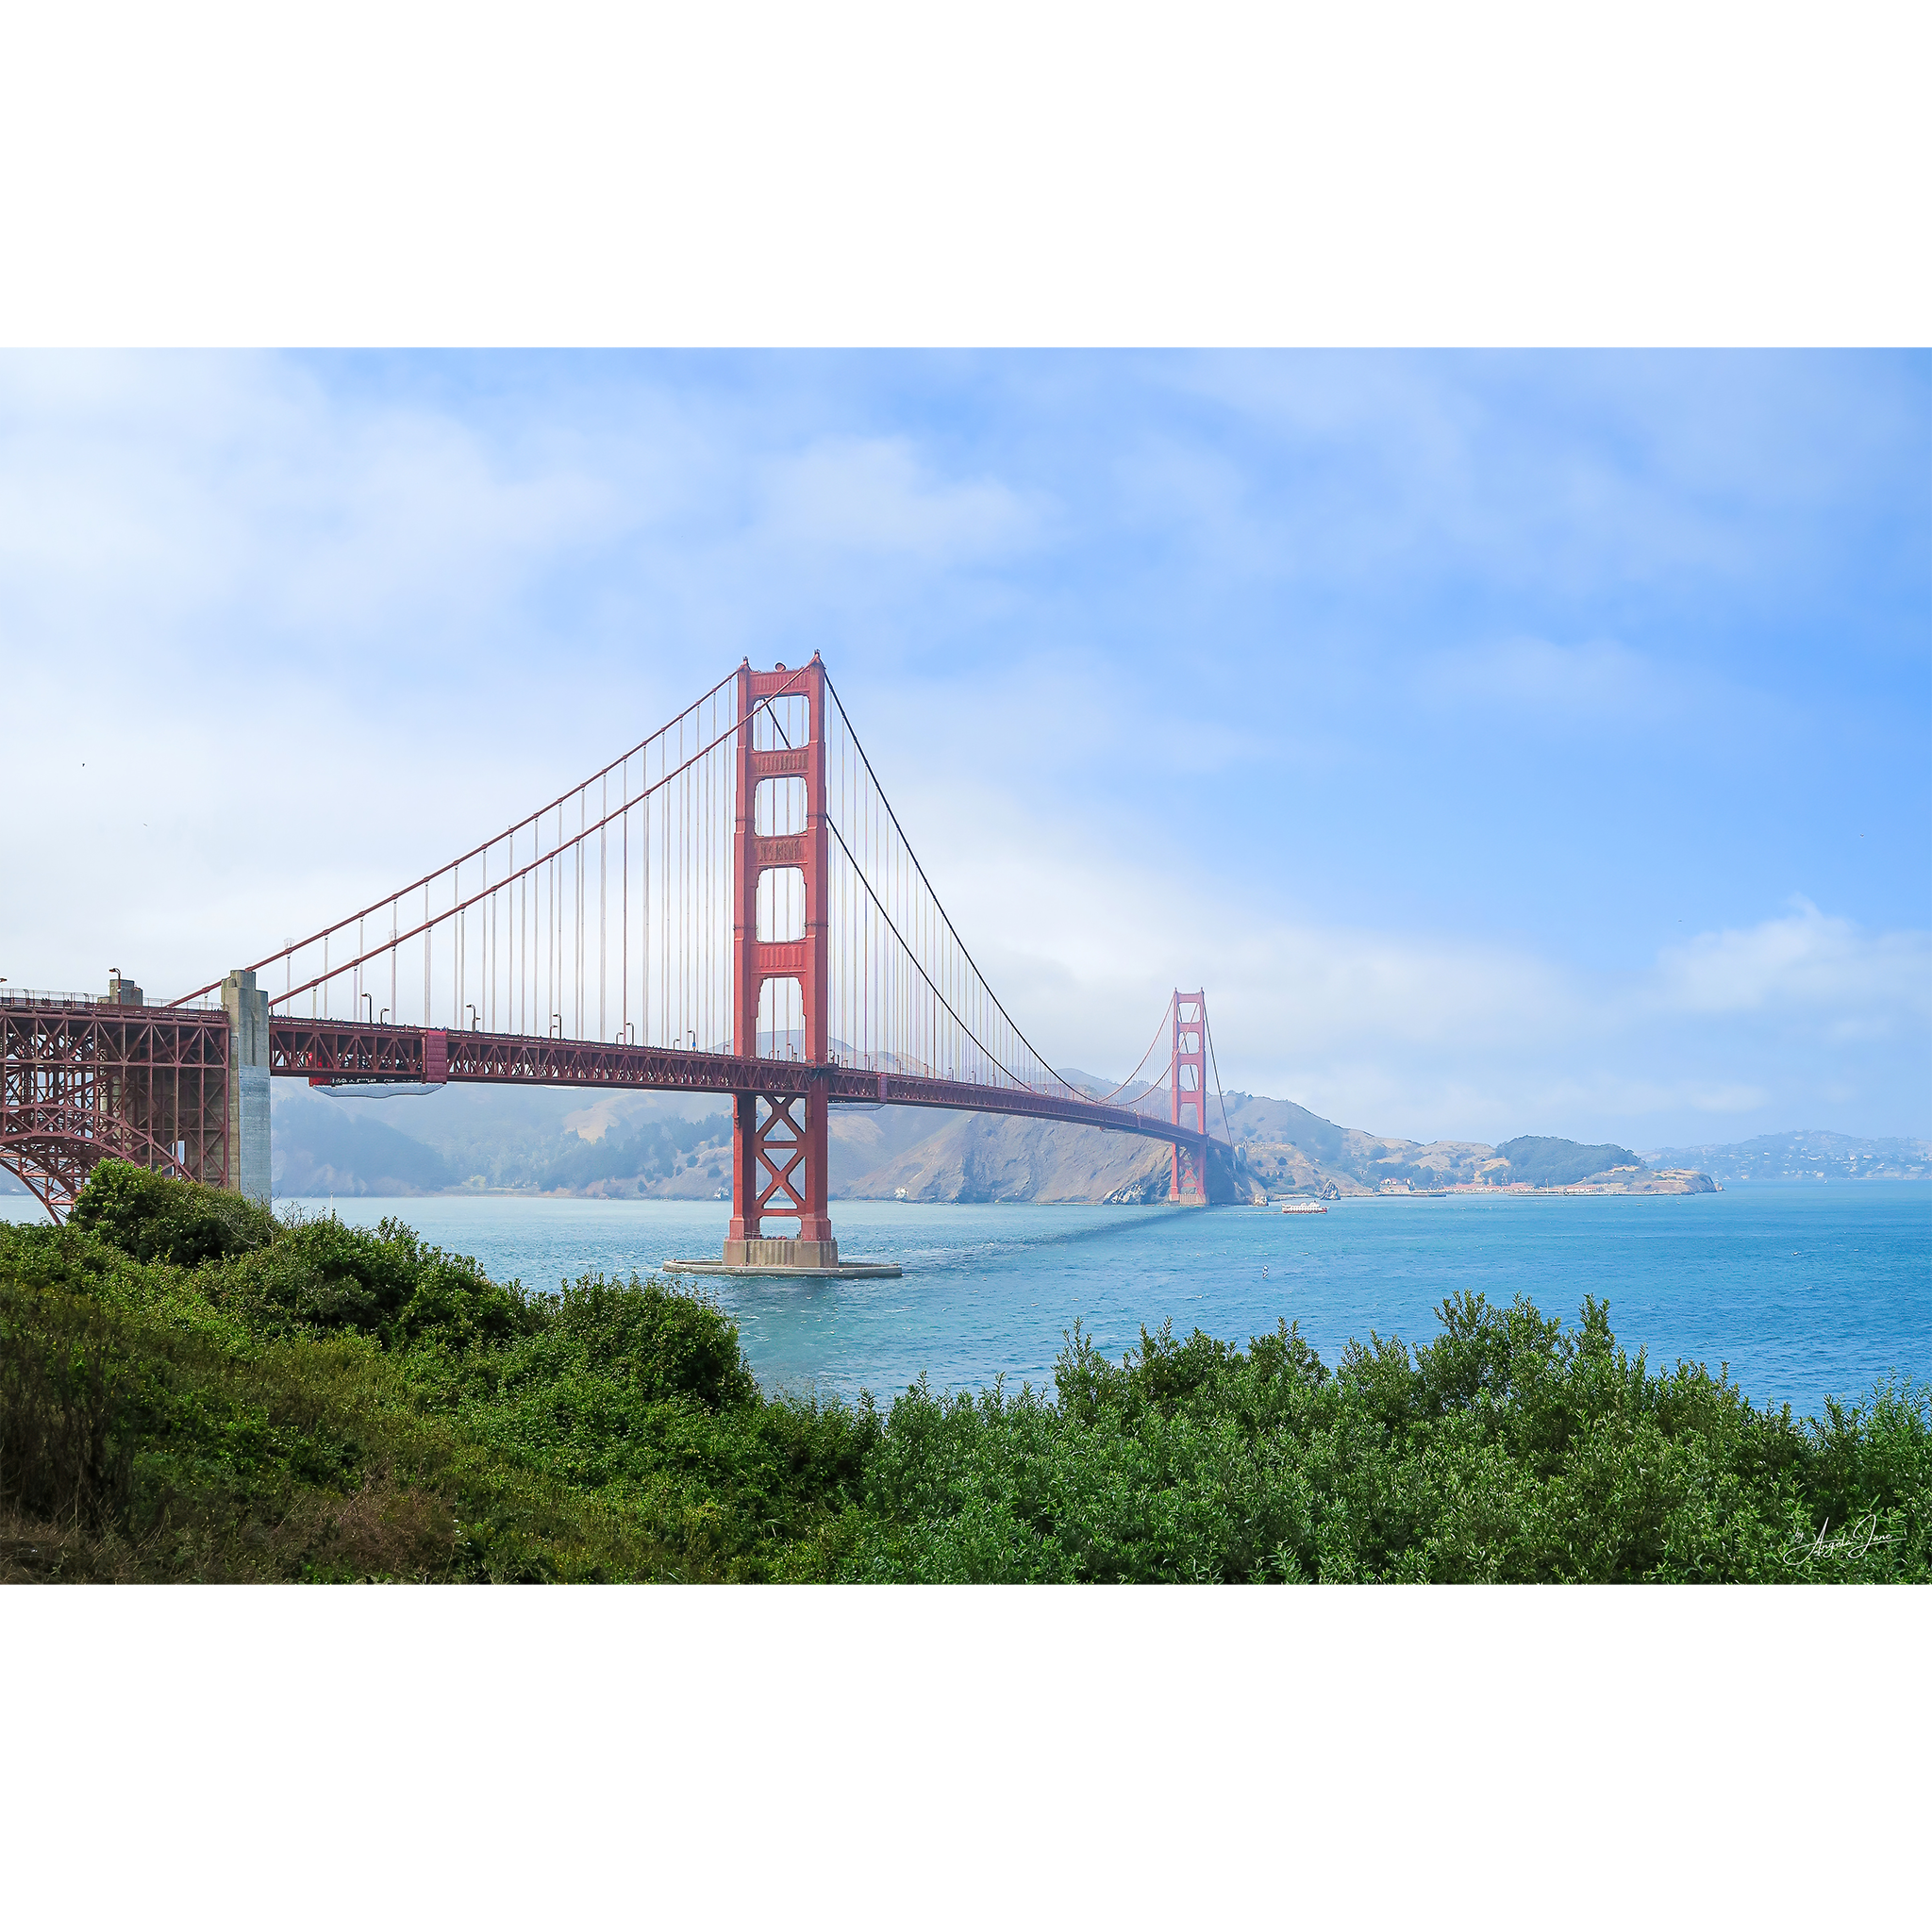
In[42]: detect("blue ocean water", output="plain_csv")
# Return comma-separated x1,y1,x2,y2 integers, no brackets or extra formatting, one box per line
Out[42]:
260,1185,1929,1420
8,1184,1924,1419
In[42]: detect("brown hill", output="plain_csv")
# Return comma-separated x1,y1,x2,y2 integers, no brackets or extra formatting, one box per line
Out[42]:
841,1081,1258,1205
836,1087,1615,1205
842,1111,1177,1204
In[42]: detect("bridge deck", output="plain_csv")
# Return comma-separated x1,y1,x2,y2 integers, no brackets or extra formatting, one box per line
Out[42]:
271,1019,1215,1155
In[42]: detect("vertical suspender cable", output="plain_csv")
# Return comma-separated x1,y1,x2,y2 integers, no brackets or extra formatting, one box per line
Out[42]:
599,774,607,1041
622,760,628,1042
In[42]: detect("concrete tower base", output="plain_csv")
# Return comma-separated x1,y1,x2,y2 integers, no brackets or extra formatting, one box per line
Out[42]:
222,968,271,1207
665,1236,900,1280
724,1236,840,1269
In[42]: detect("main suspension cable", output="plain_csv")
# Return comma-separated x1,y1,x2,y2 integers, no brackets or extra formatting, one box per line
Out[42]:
1085,1005,1174,1106
821,668,1077,1098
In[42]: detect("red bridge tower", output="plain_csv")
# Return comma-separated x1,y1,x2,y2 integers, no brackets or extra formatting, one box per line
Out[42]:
1169,990,1209,1206
724,657,839,1270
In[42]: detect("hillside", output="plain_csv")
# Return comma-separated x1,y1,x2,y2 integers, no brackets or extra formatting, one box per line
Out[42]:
852,1083,1509,1203
1643,1131,1932,1184
248,1077,1725,1206
1493,1136,1643,1188
269,1074,968,1202
1214,1091,1495,1196
843,1110,1171,1203
272,1086,739,1199
840,1109,1261,1205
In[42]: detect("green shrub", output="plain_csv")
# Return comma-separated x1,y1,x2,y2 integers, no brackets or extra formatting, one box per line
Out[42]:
71,1159,278,1266
0,1283,143,1527
840,1292,1930,1584
542,1273,761,1410
4,1175,873,1581
8,1174,1924,1585
212,1210,534,1349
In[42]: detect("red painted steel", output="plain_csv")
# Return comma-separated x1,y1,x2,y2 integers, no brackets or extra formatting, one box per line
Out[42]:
276,1018,1210,1151
729,658,834,1245
5,985,1221,1224
1170,991,1209,1204
1,994,227,1221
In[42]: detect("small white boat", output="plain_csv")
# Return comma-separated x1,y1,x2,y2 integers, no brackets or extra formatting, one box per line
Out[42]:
1281,1200,1328,1215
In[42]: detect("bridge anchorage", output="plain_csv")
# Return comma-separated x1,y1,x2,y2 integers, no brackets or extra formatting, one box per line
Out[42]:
4,657,1235,1263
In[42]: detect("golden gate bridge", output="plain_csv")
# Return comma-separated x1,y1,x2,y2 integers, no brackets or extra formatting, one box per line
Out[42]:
3,657,1234,1273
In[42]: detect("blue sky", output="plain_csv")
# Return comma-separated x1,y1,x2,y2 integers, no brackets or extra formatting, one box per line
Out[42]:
3,350,1925,1144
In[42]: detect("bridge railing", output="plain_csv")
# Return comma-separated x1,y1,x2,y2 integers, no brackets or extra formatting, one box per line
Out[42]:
1,990,224,1013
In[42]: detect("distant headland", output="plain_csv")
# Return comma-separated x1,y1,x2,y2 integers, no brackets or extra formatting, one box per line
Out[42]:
131,1080,1844,1207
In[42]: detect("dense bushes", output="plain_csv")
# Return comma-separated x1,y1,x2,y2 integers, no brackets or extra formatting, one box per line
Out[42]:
844,1300,1927,1581
1,1163,864,1580
70,1158,279,1266
3,1162,1924,1584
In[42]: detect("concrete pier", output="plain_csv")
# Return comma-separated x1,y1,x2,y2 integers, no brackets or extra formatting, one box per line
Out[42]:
666,1236,901,1279
724,1235,841,1269
222,968,271,1205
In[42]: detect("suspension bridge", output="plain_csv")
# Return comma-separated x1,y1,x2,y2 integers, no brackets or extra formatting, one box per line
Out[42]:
2,657,1235,1273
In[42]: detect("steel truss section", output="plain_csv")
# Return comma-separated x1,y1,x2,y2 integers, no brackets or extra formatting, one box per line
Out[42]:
1,997,230,1222
3,991,1216,1230
747,1092,811,1221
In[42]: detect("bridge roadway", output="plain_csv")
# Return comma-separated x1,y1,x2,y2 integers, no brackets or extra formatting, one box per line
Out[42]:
274,1018,1217,1158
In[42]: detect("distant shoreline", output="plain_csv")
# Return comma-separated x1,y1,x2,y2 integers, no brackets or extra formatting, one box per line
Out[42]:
1287,1184,1722,1200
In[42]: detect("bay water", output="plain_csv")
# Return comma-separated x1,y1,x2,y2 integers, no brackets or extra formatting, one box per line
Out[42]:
257,1184,1929,1420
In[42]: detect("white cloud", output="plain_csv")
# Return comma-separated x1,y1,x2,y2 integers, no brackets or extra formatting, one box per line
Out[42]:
1418,634,1790,742
0,352,636,661
939,824,1928,1142
0,359,1069,1008
1162,350,1921,600
1657,898,1932,1023
1429,636,1657,715
756,436,1046,565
